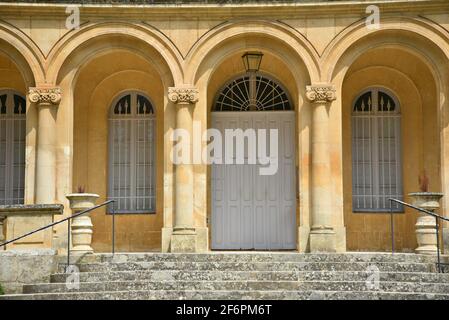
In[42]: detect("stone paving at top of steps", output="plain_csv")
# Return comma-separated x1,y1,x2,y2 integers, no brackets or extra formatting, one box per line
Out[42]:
49,269,449,284
2,289,449,300
60,252,445,265
21,279,449,295
57,261,436,273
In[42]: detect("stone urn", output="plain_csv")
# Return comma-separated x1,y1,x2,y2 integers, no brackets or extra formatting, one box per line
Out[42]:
408,192,443,255
66,193,99,254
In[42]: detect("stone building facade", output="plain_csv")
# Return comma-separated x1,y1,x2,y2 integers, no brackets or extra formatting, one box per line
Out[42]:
0,0,449,254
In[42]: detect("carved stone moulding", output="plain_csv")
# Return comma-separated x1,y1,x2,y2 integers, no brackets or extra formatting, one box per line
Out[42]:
306,84,336,104
168,87,199,105
29,87,62,106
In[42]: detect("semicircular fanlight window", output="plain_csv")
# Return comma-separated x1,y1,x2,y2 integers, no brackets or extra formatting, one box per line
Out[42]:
214,75,291,111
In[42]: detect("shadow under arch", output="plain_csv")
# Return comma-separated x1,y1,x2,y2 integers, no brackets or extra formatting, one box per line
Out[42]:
0,20,46,86
323,17,449,88
185,20,319,87
326,17,449,251
46,21,184,88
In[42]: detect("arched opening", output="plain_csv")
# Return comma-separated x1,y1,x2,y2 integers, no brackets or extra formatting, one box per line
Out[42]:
187,23,317,251
341,46,440,252
70,49,166,252
206,52,299,250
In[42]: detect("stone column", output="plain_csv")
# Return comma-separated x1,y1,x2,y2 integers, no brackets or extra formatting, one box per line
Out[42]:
306,84,337,252
168,86,198,252
29,87,61,204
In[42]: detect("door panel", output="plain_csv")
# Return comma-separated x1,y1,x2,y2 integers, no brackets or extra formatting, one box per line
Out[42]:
211,111,296,250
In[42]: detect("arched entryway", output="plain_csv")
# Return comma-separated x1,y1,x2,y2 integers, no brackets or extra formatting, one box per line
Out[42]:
211,73,296,250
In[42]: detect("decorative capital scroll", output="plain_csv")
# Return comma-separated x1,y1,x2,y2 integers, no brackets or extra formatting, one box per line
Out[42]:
306,84,336,104
29,87,62,106
168,87,199,105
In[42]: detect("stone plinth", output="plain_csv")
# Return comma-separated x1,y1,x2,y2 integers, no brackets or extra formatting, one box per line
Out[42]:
66,193,99,254
0,204,64,250
0,249,58,294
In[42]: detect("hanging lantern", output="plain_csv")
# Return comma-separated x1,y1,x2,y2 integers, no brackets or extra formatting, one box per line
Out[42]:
242,51,263,73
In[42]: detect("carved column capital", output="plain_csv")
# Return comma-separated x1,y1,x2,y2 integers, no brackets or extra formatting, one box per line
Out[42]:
306,84,336,104
29,87,62,106
168,86,199,105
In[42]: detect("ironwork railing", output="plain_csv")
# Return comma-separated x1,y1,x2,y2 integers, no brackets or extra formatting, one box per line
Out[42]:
0,200,116,268
388,198,449,273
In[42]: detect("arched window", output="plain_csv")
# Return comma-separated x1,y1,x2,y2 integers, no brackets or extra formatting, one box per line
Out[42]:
108,92,155,213
213,75,291,111
352,88,403,212
0,90,26,205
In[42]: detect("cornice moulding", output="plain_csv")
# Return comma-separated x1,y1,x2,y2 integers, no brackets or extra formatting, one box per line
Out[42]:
0,1,447,18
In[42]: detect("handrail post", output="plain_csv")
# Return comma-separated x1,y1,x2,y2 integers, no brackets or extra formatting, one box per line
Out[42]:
112,201,116,256
67,219,71,270
389,199,395,254
436,216,441,273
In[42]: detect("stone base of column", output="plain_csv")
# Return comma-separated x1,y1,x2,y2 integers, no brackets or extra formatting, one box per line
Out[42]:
309,227,336,253
161,227,173,253
195,227,209,252
170,228,197,253
334,226,347,253
298,225,310,253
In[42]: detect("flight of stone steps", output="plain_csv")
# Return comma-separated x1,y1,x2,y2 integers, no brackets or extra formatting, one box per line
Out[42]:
1,252,449,300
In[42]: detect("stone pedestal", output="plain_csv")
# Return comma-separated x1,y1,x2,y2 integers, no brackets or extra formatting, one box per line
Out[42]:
66,193,99,254
310,228,336,252
171,229,197,253
409,192,443,255
0,205,63,250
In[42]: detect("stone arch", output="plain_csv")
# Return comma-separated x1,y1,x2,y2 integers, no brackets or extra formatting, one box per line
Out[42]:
46,21,183,87
185,20,320,86
186,20,319,252
322,16,449,87
0,20,45,86
325,16,449,251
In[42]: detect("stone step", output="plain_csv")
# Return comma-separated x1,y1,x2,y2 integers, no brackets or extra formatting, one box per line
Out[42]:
22,280,449,294
58,261,435,273
49,270,449,284
60,252,442,265
2,289,449,300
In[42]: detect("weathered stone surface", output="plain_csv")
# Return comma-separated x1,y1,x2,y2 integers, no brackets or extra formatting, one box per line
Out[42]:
0,249,58,294
0,205,63,250
1,252,449,300
3,290,449,301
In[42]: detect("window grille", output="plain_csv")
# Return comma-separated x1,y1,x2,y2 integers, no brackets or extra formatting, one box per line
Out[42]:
108,92,155,213
0,90,26,205
352,88,403,212
214,75,291,111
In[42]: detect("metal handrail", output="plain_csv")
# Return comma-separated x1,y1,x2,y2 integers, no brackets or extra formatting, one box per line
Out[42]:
389,198,449,273
0,200,116,268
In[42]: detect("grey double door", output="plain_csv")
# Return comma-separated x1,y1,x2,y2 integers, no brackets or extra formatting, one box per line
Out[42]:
211,111,296,250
